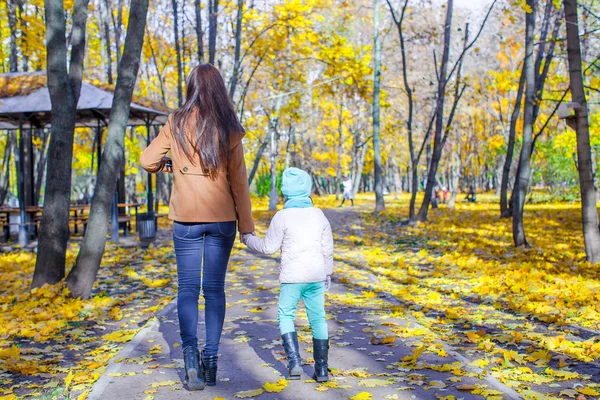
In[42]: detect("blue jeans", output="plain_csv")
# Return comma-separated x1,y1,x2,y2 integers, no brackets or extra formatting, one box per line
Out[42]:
173,221,236,356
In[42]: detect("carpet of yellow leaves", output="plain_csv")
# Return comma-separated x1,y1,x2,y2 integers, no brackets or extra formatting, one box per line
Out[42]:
322,192,600,398
0,236,177,399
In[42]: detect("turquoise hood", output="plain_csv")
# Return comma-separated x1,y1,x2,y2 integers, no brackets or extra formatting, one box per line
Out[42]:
281,168,313,209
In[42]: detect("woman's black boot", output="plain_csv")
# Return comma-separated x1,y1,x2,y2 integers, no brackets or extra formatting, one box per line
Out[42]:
183,346,204,390
281,332,303,380
201,350,218,386
312,339,329,382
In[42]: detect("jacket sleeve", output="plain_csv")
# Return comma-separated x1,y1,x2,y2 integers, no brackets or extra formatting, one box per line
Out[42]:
246,212,284,255
321,217,334,276
228,140,255,233
140,117,172,173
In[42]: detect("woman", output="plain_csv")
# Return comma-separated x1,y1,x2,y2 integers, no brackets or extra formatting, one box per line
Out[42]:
140,64,254,391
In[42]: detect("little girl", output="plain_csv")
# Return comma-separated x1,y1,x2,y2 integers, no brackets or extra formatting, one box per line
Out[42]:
243,167,333,382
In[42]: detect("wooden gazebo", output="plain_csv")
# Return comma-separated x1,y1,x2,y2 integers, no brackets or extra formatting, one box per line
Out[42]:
0,72,169,244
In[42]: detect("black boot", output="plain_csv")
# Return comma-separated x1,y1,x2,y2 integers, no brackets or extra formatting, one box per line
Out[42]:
183,346,204,390
312,339,329,382
281,332,303,380
201,350,218,386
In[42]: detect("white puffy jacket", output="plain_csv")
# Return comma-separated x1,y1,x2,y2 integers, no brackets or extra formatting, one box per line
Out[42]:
245,207,334,283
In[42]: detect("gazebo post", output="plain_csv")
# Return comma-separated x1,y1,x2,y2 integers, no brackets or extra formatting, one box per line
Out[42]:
96,123,102,173
110,189,119,242
17,114,28,246
146,116,154,214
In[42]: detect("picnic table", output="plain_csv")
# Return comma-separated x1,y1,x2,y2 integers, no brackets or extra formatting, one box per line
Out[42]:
0,202,145,241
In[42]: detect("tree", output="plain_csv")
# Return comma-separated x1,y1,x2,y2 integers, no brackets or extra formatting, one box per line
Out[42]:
372,0,385,213
416,0,453,221
208,0,219,64
563,0,600,263
416,0,496,221
512,0,536,247
7,0,19,72
229,0,244,98
31,0,91,289
195,0,204,63
67,0,150,299
171,0,183,106
500,63,525,218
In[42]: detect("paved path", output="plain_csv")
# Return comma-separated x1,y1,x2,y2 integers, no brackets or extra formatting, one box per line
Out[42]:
89,209,520,400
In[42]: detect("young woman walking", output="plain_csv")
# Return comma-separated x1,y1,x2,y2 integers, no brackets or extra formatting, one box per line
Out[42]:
140,64,254,391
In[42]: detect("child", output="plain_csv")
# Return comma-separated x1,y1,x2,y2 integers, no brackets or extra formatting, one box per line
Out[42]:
242,167,334,382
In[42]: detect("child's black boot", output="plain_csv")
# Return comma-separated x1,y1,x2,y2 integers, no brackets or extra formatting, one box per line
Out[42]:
183,346,204,390
201,350,218,386
281,332,303,379
312,338,329,382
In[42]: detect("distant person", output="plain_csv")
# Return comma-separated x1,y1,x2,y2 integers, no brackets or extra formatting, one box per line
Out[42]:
243,168,334,382
339,176,354,207
442,186,450,204
466,185,477,203
432,185,439,209
140,64,255,391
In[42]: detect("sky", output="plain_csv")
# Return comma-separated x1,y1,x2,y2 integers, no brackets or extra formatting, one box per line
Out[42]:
453,0,495,10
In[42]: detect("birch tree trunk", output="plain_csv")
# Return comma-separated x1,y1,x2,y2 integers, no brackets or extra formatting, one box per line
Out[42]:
512,0,536,248
268,97,283,211
172,0,183,106
31,0,90,289
100,0,113,84
500,64,525,218
372,0,385,213
67,0,149,299
563,0,600,263
229,0,244,98
7,0,18,72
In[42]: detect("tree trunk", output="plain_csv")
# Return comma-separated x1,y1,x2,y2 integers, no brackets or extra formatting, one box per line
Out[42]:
208,0,219,65
336,101,343,200
7,0,18,72
417,0,453,221
248,135,269,185
0,132,14,207
267,97,282,211
229,0,243,98
563,0,600,263
31,0,90,289
268,122,278,211
372,0,385,213
195,0,204,63
500,63,525,218
67,0,149,299
115,0,124,62
100,0,113,84
172,0,183,106
512,0,536,248
18,4,28,71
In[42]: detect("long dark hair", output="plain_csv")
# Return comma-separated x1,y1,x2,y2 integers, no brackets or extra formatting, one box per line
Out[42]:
171,64,243,171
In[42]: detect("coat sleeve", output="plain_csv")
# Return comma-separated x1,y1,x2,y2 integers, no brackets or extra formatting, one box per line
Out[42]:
140,117,172,173
246,212,284,255
228,140,255,233
321,216,334,276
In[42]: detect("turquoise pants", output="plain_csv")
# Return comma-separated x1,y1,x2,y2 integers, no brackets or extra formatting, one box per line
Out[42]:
278,282,328,340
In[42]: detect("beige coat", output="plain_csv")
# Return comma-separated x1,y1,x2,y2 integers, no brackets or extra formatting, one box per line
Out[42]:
140,114,255,234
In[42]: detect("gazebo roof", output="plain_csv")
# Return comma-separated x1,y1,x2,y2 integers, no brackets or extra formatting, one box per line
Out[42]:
0,72,170,129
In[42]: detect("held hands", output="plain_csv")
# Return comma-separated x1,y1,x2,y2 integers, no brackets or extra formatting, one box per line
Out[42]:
240,232,255,245
324,275,332,292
